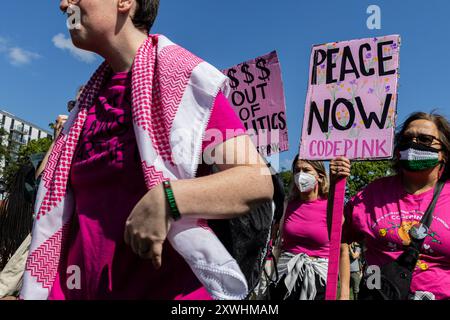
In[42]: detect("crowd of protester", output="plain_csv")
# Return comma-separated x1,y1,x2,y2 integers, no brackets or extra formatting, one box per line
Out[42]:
1,0,449,301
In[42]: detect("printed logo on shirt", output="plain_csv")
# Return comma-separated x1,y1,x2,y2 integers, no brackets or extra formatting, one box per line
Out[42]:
372,210,447,256
75,90,132,164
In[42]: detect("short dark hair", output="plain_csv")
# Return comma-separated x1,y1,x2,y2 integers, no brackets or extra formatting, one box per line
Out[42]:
132,0,160,33
394,111,450,177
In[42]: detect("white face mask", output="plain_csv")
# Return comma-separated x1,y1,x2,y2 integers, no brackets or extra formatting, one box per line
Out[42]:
294,172,318,193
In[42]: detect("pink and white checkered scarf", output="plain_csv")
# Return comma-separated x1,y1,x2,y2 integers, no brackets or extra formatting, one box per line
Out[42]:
21,35,248,300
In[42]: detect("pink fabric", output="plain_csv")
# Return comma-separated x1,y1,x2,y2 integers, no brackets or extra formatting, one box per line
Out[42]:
132,43,202,173
281,198,330,259
325,178,346,300
48,71,246,300
343,175,450,300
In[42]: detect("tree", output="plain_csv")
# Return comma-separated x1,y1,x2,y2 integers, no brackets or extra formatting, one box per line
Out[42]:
17,137,52,160
0,128,11,195
3,137,52,193
0,128,11,175
279,169,293,195
347,160,394,198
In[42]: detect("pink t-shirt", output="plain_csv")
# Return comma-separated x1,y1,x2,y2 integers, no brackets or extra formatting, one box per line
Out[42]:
281,198,330,259
343,175,450,299
48,71,246,300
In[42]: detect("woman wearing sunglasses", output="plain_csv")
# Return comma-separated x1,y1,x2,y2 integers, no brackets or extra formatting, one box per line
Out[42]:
340,112,450,300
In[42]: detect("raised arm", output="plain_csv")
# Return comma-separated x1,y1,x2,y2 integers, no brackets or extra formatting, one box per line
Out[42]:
35,115,68,179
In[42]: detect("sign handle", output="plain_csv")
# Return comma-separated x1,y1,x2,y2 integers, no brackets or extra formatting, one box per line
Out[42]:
325,177,347,300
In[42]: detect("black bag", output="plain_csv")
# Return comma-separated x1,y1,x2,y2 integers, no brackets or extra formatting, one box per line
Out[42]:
359,180,445,300
208,162,285,297
264,251,283,300
24,153,46,205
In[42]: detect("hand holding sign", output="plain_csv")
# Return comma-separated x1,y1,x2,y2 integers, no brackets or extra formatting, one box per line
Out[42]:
299,35,401,300
330,157,351,180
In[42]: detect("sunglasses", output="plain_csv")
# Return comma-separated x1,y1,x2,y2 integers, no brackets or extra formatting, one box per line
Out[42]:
399,133,443,148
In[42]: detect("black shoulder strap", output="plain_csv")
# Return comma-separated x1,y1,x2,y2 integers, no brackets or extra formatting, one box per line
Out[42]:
409,180,446,252
420,180,445,228
395,180,446,273
267,163,286,224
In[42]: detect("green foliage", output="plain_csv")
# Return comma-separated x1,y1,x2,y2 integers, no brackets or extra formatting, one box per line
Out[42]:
0,128,10,167
17,137,52,160
347,160,395,198
278,159,395,201
3,137,52,193
279,168,293,195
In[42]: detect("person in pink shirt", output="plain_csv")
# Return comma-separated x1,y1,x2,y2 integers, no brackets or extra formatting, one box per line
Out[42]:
340,112,450,300
272,155,350,300
20,0,275,300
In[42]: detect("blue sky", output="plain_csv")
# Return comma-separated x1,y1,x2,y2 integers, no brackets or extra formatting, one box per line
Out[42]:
1,0,449,170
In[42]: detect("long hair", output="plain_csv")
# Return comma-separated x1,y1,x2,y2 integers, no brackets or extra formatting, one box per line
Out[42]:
0,163,35,270
394,111,450,179
288,154,329,201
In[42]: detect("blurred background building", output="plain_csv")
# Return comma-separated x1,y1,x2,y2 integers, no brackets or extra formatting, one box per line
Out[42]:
0,109,53,197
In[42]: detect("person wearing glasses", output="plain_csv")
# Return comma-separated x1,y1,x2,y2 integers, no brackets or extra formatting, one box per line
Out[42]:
67,86,84,113
339,112,450,300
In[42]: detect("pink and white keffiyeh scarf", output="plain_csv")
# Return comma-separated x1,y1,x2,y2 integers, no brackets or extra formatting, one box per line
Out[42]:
21,35,248,300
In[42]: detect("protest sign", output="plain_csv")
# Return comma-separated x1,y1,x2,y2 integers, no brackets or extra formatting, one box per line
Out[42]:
297,35,401,300
223,51,288,157
300,35,400,160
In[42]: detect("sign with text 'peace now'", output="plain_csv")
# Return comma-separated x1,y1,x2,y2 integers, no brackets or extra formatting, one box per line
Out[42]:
300,35,400,160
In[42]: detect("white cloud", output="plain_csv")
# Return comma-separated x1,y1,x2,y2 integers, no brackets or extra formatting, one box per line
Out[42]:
52,33,96,63
0,37,40,66
8,47,41,66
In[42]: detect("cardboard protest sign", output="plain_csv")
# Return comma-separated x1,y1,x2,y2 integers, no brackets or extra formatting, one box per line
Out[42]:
299,35,400,160
223,51,288,157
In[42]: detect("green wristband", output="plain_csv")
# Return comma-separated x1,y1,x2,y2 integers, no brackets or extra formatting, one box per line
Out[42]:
163,180,181,221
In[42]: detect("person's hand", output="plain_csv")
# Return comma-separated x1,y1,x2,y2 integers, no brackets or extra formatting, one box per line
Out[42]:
124,183,171,269
54,115,68,138
349,243,355,254
330,156,351,181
